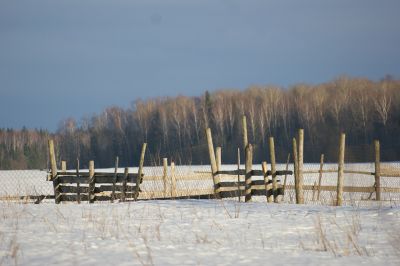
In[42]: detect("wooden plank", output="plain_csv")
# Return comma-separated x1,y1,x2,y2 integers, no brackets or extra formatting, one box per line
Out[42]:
59,193,140,202
57,174,138,184
59,185,89,193
337,133,345,206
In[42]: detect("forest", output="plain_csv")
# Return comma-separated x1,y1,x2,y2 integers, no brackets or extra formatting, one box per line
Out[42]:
1,76,399,170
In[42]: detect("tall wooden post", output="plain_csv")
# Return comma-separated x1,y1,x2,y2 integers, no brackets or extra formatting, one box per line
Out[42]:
206,128,220,198
374,140,381,201
317,154,324,201
269,137,278,203
48,139,58,180
262,161,272,202
111,156,119,203
76,158,81,204
135,143,147,201
242,115,248,149
282,153,290,200
121,167,129,202
48,139,60,204
163,158,168,197
336,133,346,206
245,144,253,202
237,148,241,202
216,147,222,172
293,138,299,204
298,129,305,204
88,160,95,203
170,161,176,198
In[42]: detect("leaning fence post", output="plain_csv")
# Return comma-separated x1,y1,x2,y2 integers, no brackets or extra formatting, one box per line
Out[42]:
245,144,253,202
48,139,58,180
269,137,278,203
374,140,381,201
88,160,95,203
163,158,168,197
292,138,299,204
206,128,220,198
298,129,305,204
135,143,147,201
48,139,60,204
242,115,248,149
317,154,324,201
336,133,346,206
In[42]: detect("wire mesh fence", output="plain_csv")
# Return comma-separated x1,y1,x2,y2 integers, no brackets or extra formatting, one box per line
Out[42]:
1,140,400,206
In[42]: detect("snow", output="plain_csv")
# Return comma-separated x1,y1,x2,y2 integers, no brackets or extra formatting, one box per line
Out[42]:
1,200,400,265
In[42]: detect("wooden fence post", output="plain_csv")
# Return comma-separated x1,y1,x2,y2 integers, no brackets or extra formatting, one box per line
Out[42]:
336,133,346,206
111,156,119,203
206,128,220,198
135,143,147,201
121,167,129,202
242,115,248,149
293,138,300,204
61,161,67,173
76,158,81,204
48,139,58,180
282,153,290,200
170,161,176,198
317,154,324,201
374,140,381,201
163,158,168,197
262,161,273,202
48,139,60,204
269,137,278,203
237,148,241,202
216,147,222,172
298,129,305,204
245,144,253,202
88,160,95,203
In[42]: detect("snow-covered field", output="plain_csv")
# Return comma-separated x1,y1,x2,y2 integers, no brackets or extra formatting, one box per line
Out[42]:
1,200,400,265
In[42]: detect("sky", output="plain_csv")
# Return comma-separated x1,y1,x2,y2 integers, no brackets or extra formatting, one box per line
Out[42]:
0,0,399,131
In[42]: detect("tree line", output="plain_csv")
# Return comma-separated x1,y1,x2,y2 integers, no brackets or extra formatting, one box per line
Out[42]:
1,76,399,170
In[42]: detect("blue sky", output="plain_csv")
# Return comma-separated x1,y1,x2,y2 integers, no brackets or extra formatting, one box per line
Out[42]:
0,0,399,131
